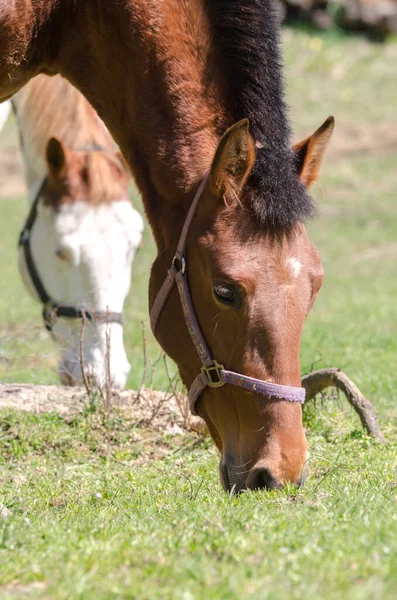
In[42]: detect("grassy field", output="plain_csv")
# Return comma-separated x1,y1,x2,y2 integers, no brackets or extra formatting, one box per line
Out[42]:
1,27,397,599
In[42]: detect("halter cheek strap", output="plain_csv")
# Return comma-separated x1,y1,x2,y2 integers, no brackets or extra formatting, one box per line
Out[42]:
150,174,305,415
18,175,124,332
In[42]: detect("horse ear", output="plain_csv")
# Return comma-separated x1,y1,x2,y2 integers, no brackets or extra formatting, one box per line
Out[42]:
210,119,255,194
46,137,67,173
293,116,334,188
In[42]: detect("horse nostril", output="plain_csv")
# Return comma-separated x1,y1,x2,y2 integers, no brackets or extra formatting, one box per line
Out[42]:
259,468,283,490
248,468,283,491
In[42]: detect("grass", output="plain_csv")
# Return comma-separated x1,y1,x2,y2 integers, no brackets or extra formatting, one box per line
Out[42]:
1,26,397,599
1,408,397,599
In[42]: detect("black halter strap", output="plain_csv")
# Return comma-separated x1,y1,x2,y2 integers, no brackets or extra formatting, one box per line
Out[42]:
18,176,124,332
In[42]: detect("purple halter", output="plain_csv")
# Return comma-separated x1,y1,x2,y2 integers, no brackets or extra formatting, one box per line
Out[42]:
150,175,306,415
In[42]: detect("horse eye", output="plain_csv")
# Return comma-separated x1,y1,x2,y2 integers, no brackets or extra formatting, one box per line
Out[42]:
213,282,242,308
55,249,68,261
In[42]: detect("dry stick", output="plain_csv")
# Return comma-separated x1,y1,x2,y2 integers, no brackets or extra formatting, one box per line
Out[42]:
163,356,206,434
79,313,92,396
135,349,167,426
135,321,147,404
92,310,117,411
89,311,108,403
163,355,190,428
301,368,385,442
103,315,114,460
148,350,164,391
146,372,170,426
163,372,179,404
104,311,113,412
147,350,164,414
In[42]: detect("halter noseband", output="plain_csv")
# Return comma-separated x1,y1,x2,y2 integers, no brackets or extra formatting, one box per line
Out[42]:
150,175,306,415
18,159,124,332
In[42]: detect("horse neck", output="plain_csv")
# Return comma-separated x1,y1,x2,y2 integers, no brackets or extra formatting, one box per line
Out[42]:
5,1,233,245
12,75,113,195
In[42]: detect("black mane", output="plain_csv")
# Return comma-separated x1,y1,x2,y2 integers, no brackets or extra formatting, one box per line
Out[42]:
206,0,314,227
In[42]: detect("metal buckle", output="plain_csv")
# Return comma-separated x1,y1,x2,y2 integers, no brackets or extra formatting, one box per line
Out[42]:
172,256,186,274
202,361,225,387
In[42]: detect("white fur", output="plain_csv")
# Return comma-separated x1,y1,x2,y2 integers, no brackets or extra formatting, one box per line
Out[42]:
18,197,143,389
287,257,302,278
0,101,11,132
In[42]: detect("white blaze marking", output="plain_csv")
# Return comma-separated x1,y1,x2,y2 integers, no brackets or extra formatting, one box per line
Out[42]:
287,257,302,278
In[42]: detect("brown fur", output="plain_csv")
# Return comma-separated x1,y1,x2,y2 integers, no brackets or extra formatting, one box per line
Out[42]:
0,1,334,491
294,117,335,188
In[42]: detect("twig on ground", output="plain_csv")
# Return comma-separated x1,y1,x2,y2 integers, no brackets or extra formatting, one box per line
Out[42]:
302,368,385,442
144,351,166,423
148,350,163,392
103,313,113,412
163,355,190,429
102,315,114,459
135,321,147,404
79,313,92,396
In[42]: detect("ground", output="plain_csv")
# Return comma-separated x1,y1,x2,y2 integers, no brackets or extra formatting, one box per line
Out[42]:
0,26,397,600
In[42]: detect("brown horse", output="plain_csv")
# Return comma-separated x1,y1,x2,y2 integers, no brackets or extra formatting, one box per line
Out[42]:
0,1,334,492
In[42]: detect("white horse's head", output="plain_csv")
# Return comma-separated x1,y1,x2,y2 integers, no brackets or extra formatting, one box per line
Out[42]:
18,138,143,389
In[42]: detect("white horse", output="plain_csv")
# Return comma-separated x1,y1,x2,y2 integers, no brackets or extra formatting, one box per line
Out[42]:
1,75,143,389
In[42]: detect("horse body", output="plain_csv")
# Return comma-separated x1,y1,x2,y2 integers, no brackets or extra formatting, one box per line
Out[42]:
0,1,334,491
11,75,143,389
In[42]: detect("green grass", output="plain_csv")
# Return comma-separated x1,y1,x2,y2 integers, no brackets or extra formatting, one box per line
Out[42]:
1,408,397,599
1,28,397,599
284,26,397,130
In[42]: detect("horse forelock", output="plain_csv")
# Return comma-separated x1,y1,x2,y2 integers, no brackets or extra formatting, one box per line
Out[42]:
205,0,314,227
